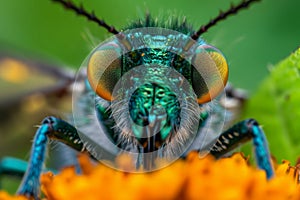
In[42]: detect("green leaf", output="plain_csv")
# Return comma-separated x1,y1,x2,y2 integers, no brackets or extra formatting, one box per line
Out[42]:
242,48,300,163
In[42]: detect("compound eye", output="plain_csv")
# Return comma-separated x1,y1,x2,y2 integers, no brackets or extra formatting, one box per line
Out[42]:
87,42,122,101
192,45,228,104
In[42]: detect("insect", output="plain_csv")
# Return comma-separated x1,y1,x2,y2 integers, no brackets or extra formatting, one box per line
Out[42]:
0,0,274,199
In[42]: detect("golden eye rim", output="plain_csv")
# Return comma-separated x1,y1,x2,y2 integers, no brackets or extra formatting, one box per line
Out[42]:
87,42,122,101
192,45,229,104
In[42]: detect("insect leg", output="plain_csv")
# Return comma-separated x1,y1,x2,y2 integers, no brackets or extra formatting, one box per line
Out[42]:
17,116,84,200
0,156,59,191
0,157,28,190
208,119,274,179
0,157,28,179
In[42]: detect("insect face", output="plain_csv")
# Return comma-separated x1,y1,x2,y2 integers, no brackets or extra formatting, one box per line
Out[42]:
0,1,280,199
72,26,228,170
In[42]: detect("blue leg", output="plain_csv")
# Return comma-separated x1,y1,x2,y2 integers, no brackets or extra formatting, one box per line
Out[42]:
0,157,58,191
16,116,84,200
0,157,28,190
0,157,28,178
208,119,274,179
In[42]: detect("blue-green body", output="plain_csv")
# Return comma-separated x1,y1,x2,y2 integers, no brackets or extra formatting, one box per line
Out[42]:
71,27,228,168
0,2,274,200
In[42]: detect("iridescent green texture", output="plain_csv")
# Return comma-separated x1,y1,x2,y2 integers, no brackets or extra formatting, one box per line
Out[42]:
96,19,207,152
125,15,194,35
129,82,180,146
120,34,191,151
123,48,192,82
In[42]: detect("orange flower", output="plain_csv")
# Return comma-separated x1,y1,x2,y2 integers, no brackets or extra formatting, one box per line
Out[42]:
2,152,300,200
0,191,27,200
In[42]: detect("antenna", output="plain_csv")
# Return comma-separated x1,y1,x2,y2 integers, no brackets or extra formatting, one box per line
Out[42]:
52,0,119,35
191,0,261,40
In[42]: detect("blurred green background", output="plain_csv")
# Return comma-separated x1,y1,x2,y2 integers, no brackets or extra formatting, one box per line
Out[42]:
0,0,299,91
0,0,299,193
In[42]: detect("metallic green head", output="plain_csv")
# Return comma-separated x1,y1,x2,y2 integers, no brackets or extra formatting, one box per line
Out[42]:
86,26,228,165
